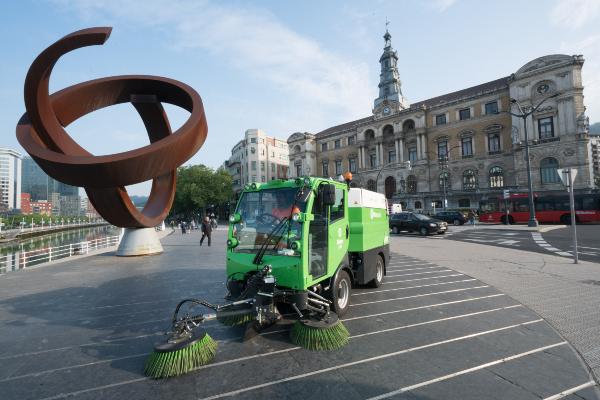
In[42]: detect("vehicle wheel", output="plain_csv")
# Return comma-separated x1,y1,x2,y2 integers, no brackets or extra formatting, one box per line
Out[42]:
560,214,577,225
392,226,399,234
508,216,514,225
329,269,351,317
419,227,428,236
438,231,446,235
368,255,385,288
453,219,460,226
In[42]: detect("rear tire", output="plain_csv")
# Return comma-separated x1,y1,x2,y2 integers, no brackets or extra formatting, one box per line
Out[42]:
419,227,428,236
368,255,385,288
329,270,351,317
392,226,399,234
560,214,577,225
453,219,460,226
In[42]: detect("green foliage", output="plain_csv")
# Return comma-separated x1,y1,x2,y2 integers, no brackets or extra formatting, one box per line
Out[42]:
170,164,233,219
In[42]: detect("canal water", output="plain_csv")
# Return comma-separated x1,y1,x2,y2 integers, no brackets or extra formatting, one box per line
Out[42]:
0,225,120,275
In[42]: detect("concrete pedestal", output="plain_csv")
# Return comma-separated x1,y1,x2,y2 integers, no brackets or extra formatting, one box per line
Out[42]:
116,227,163,256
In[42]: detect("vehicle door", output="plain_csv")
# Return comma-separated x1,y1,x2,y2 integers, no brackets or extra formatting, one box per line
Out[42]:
408,214,419,230
327,185,349,276
308,186,328,279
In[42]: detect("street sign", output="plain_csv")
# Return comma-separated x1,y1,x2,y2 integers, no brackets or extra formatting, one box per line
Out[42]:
503,189,510,199
557,168,578,191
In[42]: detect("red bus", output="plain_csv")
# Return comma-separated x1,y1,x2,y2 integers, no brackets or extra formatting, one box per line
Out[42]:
479,193,600,224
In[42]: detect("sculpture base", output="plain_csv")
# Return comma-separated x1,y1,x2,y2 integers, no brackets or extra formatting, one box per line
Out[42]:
116,228,163,256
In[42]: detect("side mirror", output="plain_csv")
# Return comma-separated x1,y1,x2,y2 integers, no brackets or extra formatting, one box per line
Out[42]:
322,184,336,206
229,213,241,224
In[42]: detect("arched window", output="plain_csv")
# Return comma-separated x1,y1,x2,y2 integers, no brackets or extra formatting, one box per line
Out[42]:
403,120,415,132
489,166,504,188
293,145,301,154
407,175,417,193
364,129,375,141
463,169,478,191
384,176,396,199
367,179,377,191
540,157,560,184
439,171,450,190
414,201,422,209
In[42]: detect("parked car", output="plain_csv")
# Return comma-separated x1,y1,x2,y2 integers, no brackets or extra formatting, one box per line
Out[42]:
389,212,448,235
433,211,467,226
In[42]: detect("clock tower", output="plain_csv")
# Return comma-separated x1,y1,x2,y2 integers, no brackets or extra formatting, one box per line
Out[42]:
373,27,408,115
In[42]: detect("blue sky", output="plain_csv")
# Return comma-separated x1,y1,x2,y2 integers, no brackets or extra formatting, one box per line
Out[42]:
2,0,599,196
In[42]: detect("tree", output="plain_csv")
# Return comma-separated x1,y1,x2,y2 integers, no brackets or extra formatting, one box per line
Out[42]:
170,164,233,220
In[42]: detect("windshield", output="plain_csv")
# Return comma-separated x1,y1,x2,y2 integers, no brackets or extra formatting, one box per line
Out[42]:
232,187,307,256
413,213,432,221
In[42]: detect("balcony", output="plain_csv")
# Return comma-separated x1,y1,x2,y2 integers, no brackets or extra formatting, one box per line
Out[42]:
488,150,502,156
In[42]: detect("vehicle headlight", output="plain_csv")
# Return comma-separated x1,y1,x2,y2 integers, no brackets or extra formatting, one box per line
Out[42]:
292,213,301,222
227,238,238,248
429,223,437,227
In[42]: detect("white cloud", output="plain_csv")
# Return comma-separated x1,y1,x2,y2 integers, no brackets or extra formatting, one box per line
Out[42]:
550,0,600,29
431,0,457,12
57,0,373,124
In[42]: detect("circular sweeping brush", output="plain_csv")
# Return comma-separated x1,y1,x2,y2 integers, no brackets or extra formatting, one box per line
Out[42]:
290,313,349,351
144,329,217,379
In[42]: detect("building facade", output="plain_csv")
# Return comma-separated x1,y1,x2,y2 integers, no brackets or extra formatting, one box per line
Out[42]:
226,129,289,193
288,30,598,211
22,156,78,201
0,148,22,210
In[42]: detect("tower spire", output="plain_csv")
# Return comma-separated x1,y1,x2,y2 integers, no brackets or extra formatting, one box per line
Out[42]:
373,25,408,111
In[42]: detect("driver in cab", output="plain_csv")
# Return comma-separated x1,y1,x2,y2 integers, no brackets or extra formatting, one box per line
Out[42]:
271,190,299,220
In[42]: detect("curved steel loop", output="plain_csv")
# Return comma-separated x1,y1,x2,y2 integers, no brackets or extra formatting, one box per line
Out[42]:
16,27,208,228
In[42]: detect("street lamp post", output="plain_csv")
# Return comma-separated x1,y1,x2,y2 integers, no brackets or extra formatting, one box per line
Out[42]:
506,92,560,227
436,144,462,211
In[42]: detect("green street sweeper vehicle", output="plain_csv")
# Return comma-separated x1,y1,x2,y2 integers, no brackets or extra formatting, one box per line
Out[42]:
145,175,390,378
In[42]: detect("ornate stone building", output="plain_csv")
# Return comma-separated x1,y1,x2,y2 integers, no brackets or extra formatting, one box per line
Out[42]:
287,30,597,211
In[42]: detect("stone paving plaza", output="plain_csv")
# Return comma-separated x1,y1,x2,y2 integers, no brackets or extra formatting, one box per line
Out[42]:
0,229,598,399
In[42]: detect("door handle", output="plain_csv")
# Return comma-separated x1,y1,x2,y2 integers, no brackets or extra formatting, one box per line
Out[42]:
346,225,349,239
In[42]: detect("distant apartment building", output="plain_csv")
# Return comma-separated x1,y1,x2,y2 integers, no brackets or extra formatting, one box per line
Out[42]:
225,129,289,194
22,156,78,201
31,200,52,216
0,148,22,210
21,193,31,214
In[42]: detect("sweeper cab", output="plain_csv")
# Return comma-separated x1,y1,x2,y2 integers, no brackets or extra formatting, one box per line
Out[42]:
225,175,390,327
145,174,390,378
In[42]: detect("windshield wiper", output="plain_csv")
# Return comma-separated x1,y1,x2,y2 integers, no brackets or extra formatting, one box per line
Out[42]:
252,217,289,265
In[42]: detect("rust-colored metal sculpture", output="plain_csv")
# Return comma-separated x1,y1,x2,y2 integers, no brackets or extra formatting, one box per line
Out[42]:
16,27,207,228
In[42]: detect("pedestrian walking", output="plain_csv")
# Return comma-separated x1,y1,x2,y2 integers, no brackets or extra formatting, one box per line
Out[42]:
181,221,186,234
468,210,475,226
200,216,212,246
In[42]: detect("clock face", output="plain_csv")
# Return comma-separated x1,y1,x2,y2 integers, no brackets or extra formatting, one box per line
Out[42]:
537,83,549,94
383,107,390,115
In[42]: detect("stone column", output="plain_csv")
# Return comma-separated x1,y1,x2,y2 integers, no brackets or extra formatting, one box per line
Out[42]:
416,135,422,160
358,146,363,169
421,134,427,159
399,139,404,163
375,144,380,167
394,139,400,163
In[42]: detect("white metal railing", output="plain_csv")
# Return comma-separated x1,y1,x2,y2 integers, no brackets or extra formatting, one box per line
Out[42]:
0,235,120,275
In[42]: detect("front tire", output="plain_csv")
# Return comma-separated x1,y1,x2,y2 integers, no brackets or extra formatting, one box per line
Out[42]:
392,226,399,234
453,219,460,226
368,255,385,288
419,227,428,236
330,270,351,317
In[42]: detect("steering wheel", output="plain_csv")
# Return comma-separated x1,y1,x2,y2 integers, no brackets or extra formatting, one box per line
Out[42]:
256,213,280,227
